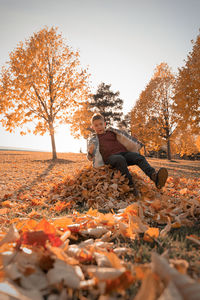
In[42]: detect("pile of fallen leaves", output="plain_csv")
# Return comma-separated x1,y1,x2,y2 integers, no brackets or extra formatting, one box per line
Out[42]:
0,165,200,299
48,165,200,227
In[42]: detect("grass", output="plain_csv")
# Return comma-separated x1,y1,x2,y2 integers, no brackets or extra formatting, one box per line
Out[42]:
0,151,200,298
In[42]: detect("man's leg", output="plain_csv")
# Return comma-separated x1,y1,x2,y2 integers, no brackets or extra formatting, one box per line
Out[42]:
106,154,140,197
124,152,168,189
124,152,155,178
107,154,133,185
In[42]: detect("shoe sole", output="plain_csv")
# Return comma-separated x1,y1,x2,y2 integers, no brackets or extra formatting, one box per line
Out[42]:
156,168,168,189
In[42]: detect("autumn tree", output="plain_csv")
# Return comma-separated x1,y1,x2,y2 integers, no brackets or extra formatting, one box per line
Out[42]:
173,130,199,158
131,96,165,156
89,82,123,127
196,135,200,152
0,27,90,159
118,111,132,133
69,102,93,139
131,63,176,160
173,31,200,134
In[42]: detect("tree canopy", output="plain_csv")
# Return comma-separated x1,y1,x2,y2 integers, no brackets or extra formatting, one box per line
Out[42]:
173,32,200,134
89,82,123,127
0,26,91,159
131,63,176,160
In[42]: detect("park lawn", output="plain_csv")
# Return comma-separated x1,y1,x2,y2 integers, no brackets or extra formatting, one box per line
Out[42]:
0,151,200,299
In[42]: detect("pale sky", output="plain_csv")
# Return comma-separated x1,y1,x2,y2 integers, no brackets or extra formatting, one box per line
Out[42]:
0,0,199,153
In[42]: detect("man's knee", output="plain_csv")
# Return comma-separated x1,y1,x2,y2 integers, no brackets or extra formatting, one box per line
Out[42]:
108,155,126,167
115,155,126,166
125,152,145,165
126,152,141,160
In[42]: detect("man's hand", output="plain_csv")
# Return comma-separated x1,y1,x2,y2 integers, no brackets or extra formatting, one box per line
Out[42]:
88,144,95,155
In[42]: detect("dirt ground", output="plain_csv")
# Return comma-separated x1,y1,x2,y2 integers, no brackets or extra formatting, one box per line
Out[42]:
0,151,199,198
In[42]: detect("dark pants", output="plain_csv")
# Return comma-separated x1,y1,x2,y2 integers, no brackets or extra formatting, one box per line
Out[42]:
106,152,155,185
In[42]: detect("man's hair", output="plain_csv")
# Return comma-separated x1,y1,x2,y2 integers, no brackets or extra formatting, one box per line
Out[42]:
91,113,104,123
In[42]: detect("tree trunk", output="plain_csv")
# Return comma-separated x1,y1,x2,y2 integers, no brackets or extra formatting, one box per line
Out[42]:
49,122,57,160
167,137,171,161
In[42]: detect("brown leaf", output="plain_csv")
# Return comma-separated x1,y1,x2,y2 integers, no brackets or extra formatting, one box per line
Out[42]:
160,217,171,237
0,281,43,300
152,253,200,300
158,281,182,300
134,271,161,300
0,224,20,247
47,259,81,289
87,266,126,280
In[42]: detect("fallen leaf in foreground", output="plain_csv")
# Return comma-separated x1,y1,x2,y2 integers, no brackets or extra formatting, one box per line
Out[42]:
158,281,182,300
186,235,200,246
87,266,126,280
152,253,200,300
134,271,161,300
0,281,43,300
47,259,82,289
0,225,20,247
0,162,199,299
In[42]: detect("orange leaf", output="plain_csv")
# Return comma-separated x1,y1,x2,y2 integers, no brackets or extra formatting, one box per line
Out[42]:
17,219,38,232
18,231,62,248
143,227,159,242
35,218,56,234
106,270,135,293
54,201,72,212
104,251,123,269
0,256,5,282
171,222,181,228
135,265,151,280
151,199,162,211
134,271,160,299
123,204,138,216
0,208,9,215
1,200,13,208
52,217,73,229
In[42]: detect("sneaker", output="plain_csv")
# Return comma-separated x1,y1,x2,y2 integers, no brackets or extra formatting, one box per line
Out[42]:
151,168,168,189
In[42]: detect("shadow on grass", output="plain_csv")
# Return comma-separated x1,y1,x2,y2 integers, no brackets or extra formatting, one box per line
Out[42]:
0,153,26,156
147,159,200,178
3,159,75,199
30,158,75,164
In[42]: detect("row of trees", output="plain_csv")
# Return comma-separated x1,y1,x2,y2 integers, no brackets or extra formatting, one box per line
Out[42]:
0,26,199,160
130,32,200,160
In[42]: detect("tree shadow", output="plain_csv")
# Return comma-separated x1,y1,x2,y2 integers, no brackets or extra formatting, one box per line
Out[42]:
31,158,75,164
7,159,75,198
0,153,25,156
148,159,200,178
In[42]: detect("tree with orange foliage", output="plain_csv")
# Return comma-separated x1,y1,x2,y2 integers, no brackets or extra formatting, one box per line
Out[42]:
173,32,200,134
131,92,165,156
196,135,200,152
131,63,176,160
173,130,199,158
0,27,91,159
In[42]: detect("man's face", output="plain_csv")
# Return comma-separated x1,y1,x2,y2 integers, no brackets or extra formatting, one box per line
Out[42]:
92,119,106,134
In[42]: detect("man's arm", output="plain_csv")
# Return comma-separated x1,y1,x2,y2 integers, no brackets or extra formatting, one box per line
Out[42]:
87,144,95,161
